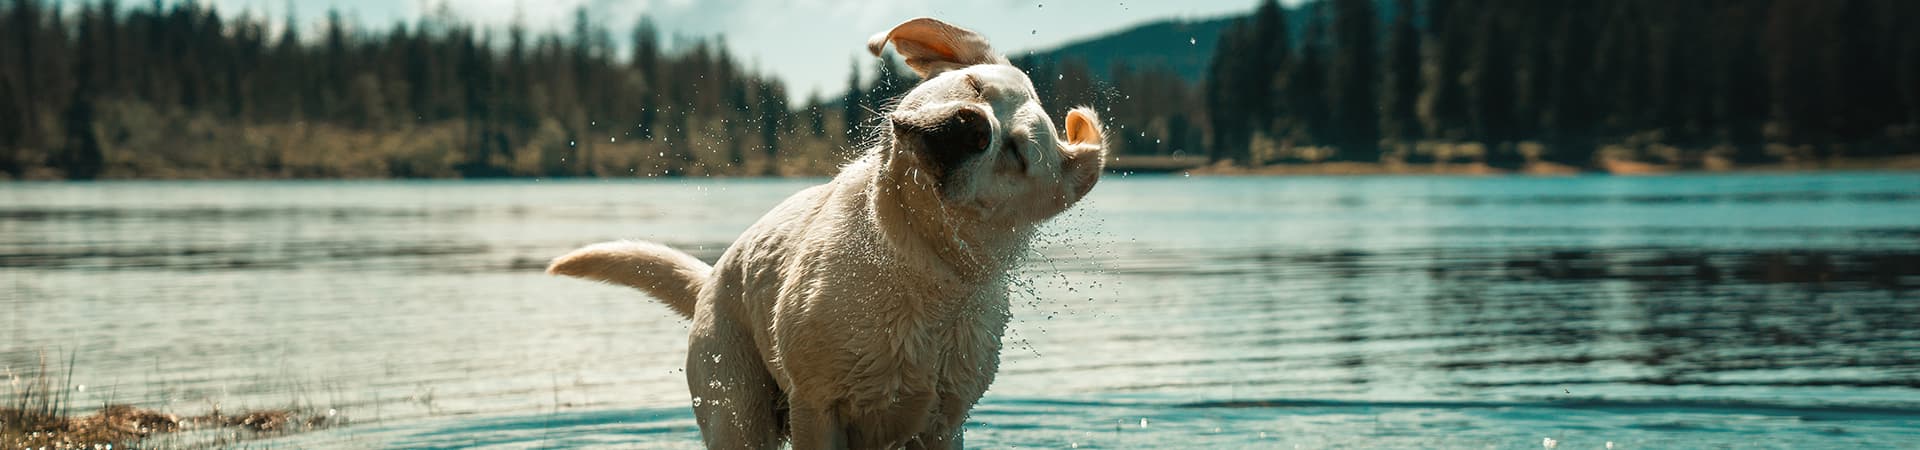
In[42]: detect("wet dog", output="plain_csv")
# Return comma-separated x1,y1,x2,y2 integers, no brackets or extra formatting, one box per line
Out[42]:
548,17,1106,449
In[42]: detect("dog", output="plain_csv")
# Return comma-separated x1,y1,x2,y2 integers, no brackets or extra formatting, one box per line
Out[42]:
548,17,1106,449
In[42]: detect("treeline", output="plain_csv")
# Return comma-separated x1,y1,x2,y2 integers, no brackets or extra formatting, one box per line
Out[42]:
5,0,1918,180
1191,0,1920,169
0,0,875,179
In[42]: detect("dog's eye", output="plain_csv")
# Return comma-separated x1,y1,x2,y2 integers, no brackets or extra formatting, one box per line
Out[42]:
1003,139,1027,171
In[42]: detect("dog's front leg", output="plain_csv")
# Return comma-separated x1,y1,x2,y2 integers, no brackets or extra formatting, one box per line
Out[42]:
786,400,848,450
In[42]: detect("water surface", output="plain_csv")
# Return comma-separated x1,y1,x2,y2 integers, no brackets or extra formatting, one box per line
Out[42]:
4,174,1918,448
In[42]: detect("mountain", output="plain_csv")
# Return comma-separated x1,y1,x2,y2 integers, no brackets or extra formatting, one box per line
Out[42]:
1024,1,1396,84
1024,16,1238,83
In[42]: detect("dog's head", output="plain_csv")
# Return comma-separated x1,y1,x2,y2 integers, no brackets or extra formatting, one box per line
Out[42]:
868,18,1106,228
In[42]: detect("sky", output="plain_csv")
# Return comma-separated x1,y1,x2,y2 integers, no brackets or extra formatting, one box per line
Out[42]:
199,0,1303,100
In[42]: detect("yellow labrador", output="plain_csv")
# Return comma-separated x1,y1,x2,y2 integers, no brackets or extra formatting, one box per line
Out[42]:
549,17,1106,449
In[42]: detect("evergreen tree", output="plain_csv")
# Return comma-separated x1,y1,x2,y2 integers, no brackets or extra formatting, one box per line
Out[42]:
1466,1,1517,166
1541,1,1599,166
1328,0,1380,161
1381,0,1422,146
842,58,864,147
757,81,788,175
1287,4,1332,149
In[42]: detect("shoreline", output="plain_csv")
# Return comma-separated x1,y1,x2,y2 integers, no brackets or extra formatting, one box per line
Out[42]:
2,155,1917,182
1176,155,1920,177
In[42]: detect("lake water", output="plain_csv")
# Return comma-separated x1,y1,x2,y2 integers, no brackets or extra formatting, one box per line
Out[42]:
4,173,1919,448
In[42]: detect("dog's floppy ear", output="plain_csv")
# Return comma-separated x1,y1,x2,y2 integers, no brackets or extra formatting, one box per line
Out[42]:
1060,107,1106,200
867,17,1003,78
1064,109,1103,147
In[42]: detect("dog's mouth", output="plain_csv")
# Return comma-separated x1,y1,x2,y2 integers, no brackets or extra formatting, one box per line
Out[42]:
1001,138,1028,173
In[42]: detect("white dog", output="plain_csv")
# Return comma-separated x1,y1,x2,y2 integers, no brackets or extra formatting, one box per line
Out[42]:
548,17,1106,449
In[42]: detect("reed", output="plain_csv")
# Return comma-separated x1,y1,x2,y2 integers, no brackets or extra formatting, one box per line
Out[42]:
3,351,331,449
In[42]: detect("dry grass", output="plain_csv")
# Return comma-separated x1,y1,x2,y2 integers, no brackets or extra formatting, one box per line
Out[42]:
1,404,180,449
3,353,332,449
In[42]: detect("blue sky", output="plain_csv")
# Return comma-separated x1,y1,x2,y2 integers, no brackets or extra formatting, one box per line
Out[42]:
198,0,1304,99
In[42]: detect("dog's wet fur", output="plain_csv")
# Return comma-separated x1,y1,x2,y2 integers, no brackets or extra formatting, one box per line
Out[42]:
548,17,1106,449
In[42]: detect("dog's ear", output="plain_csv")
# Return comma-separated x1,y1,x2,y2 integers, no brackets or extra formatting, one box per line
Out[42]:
1060,107,1107,200
867,17,1001,78
1064,108,1103,147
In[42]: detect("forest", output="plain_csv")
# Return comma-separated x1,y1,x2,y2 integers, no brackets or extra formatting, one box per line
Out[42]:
1190,0,1920,173
1,0,1917,179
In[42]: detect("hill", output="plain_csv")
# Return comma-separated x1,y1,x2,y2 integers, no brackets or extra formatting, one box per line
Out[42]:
1026,2,1400,84
1026,16,1237,83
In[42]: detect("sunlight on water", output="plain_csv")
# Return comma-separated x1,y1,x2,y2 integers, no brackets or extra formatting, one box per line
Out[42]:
4,174,1919,448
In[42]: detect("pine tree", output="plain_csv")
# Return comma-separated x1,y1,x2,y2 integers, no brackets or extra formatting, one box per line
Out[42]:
1248,0,1291,128
1328,0,1380,161
58,1,103,180
1541,1,1598,166
806,94,827,138
842,58,864,147
1421,0,1470,141
1466,2,1517,166
1287,4,1332,149
756,81,786,175
1204,20,1253,163
1204,0,1290,165
1381,0,1422,146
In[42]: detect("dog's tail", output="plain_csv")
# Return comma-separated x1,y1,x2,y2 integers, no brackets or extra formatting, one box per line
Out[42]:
547,241,710,318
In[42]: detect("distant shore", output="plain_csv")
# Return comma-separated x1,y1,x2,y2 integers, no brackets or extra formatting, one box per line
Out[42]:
3,154,1917,182
1120,155,1920,177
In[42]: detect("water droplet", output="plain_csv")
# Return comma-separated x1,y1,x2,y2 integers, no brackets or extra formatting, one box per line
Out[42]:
1140,418,1149,428
1190,37,1197,45
1031,30,1037,35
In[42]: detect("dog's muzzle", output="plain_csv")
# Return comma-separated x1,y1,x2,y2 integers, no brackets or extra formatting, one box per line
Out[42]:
891,105,992,185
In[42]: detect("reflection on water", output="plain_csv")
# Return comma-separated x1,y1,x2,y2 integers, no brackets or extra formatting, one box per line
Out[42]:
3,174,1918,448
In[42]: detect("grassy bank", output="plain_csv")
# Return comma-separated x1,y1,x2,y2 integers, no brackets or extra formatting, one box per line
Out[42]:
3,353,331,449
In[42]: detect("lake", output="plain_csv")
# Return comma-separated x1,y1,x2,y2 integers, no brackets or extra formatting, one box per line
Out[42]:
4,173,1919,448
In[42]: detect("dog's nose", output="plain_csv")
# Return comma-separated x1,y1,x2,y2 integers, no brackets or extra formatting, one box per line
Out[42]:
893,105,991,175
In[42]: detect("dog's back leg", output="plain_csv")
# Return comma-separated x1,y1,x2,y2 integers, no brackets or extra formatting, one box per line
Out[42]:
687,314,784,450
786,399,849,450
